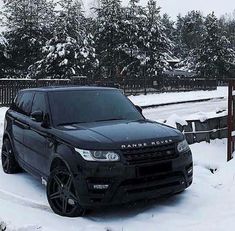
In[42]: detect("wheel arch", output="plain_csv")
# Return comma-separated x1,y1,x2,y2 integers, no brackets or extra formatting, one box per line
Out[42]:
2,132,11,143
50,157,70,172
49,143,79,176
2,132,15,150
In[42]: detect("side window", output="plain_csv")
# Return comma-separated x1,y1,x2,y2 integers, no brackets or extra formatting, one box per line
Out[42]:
13,92,23,110
31,93,46,115
17,92,34,116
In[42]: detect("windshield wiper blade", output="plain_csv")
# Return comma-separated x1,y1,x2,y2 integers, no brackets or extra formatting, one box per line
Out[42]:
94,118,125,122
57,122,84,126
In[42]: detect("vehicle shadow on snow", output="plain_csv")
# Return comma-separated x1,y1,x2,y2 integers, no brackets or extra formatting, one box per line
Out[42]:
87,193,187,221
0,162,188,220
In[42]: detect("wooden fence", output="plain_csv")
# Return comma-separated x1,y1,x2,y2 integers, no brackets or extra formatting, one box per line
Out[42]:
122,77,217,95
0,79,70,106
0,77,217,107
176,115,227,144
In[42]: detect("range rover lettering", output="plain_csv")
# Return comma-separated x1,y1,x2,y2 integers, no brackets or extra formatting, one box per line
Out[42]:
1,86,193,217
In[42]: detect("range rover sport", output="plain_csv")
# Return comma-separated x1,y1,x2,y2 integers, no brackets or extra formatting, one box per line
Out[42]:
1,86,193,217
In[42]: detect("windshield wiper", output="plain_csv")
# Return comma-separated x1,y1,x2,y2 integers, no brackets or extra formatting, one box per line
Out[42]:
94,118,125,122
57,122,84,126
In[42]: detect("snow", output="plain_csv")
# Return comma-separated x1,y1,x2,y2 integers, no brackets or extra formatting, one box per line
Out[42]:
0,134,230,231
0,35,7,46
191,139,227,171
0,93,233,231
165,114,188,127
129,87,227,107
143,97,227,123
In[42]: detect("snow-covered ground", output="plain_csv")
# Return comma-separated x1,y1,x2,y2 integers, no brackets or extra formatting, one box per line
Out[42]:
129,87,227,107
143,97,227,123
0,89,232,231
0,137,230,231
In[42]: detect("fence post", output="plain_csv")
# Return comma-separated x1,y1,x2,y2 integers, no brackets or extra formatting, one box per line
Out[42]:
227,80,234,161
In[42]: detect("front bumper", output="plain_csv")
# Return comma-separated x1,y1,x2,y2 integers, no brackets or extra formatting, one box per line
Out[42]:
74,151,193,209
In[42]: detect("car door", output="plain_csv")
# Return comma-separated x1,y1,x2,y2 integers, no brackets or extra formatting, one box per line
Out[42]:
23,92,50,175
12,91,34,162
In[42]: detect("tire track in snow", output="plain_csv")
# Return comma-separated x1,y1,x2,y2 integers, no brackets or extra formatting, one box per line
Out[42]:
0,188,51,212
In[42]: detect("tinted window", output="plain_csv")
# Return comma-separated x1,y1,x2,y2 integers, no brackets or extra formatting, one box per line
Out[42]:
13,92,23,110
17,92,34,115
49,90,143,126
32,93,46,115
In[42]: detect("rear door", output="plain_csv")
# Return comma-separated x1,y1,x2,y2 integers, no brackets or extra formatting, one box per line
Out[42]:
23,92,50,175
12,91,34,161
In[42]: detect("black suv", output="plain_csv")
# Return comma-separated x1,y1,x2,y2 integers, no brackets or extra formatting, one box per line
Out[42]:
1,86,193,217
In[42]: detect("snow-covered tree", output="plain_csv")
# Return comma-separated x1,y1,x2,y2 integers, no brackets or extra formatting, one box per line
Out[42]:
220,12,235,51
174,11,206,71
196,12,235,78
95,0,126,79
161,13,175,44
0,33,9,77
142,0,173,76
29,0,98,79
2,0,55,73
175,11,205,62
55,0,84,38
118,0,145,78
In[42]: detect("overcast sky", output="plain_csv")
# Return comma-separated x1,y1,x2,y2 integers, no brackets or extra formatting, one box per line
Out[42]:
122,0,235,19
0,0,234,20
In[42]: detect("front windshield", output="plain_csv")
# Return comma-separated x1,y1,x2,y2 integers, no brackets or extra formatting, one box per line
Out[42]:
48,89,143,126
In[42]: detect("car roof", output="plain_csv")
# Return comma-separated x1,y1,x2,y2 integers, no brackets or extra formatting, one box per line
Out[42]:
19,86,119,93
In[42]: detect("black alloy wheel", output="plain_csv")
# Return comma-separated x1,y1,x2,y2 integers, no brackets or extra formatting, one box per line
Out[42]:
1,139,21,174
47,166,85,217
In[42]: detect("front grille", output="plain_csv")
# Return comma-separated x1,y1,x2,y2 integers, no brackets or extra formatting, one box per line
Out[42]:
122,143,178,165
126,181,181,194
121,172,182,186
120,172,184,194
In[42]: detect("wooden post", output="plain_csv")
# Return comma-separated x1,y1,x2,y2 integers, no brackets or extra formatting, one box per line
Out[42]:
227,80,234,161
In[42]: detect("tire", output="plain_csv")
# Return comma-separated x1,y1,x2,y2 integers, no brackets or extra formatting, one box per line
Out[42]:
47,166,86,217
1,138,21,174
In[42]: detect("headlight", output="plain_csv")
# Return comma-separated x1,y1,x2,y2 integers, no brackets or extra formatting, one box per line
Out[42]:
75,148,120,162
177,140,190,153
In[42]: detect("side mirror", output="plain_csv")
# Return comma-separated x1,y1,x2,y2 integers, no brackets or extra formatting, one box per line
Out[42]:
31,111,43,123
135,105,143,115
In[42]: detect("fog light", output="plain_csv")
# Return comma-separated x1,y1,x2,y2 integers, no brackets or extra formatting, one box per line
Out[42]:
93,184,109,190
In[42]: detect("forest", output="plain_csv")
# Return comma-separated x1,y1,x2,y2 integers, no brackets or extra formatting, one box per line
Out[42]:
0,0,234,80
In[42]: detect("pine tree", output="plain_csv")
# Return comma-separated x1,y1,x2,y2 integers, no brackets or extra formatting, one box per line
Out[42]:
142,0,173,76
29,0,98,79
95,0,125,79
175,11,205,60
161,13,175,44
56,0,83,38
174,11,206,71
2,0,55,74
119,0,145,78
196,12,235,78
220,13,235,51
0,33,8,77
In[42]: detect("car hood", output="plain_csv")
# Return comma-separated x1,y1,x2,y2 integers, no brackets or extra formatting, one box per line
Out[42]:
54,120,184,150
